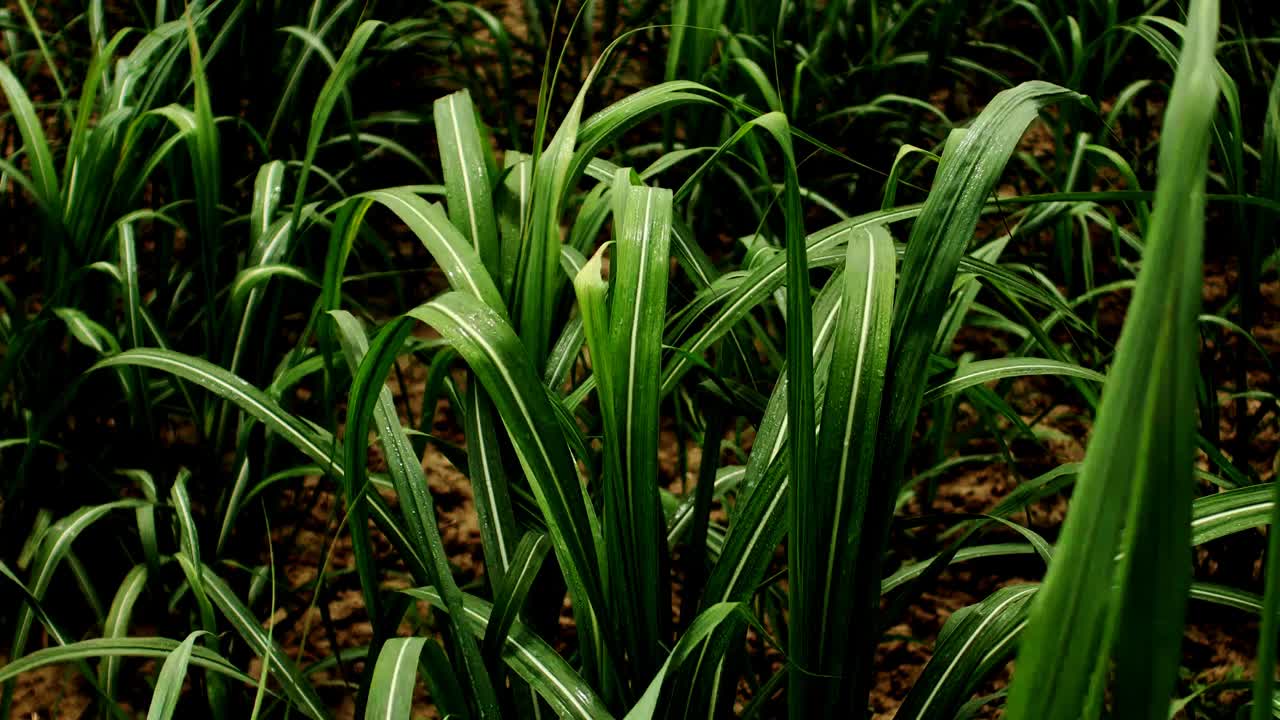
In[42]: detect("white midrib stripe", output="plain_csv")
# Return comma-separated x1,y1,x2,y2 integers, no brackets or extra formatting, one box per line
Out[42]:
174,485,197,558
623,192,656,528
260,163,283,238
139,354,330,465
765,295,843,466
819,233,881,646
714,293,845,592
120,225,145,344
720,477,787,602
430,302,602,624
377,191,486,301
1190,586,1259,612
26,508,109,654
707,661,724,720
64,313,101,351
520,161,529,209
233,221,294,368
474,394,512,571
516,541,539,580
915,586,1037,716
517,159,530,236
261,217,291,263
107,568,148,634
102,567,149,692
208,581,325,720
375,394,423,522
27,502,142,620
662,226,854,394
668,467,747,541
1192,502,1271,529
977,618,1026,668
64,159,79,215
385,640,415,720
448,95,482,248
117,75,135,109
935,362,1094,395
458,604,591,717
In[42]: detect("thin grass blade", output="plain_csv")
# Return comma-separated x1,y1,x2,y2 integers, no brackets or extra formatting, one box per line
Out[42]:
147,630,209,720
404,587,612,720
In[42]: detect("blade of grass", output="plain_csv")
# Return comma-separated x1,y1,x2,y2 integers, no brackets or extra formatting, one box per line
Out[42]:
1254,474,1280,720
435,89,500,275
200,566,327,720
482,531,552,659
356,188,505,313
100,564,149,700
0,59,59,208
896,585,1038,720
623,602,745,720
921,357,1105,403
366,637,431,720
147,630,209,720
170,471,227,717
182,14,221,351
1005,2,1219,717
351,293,613,686
797,224,895,708
287,20,382,249
8,500,146,674
576,183,675,682
332,310,499,717
845,80,1082,713
463,381,521,593
0,638,258,687
404,586,613,720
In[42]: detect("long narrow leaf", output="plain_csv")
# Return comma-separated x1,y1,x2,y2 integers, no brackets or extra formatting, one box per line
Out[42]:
797,225,896,708
350,293,612,684
332,310,498,717
404,587,612,720
1006,3,1219,717
147,631,209,720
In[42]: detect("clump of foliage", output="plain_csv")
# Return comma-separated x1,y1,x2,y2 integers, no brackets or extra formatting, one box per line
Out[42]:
1,0,1278,718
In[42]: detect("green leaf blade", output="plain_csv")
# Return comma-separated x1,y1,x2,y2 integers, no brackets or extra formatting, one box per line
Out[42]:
1006,2,1220,717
